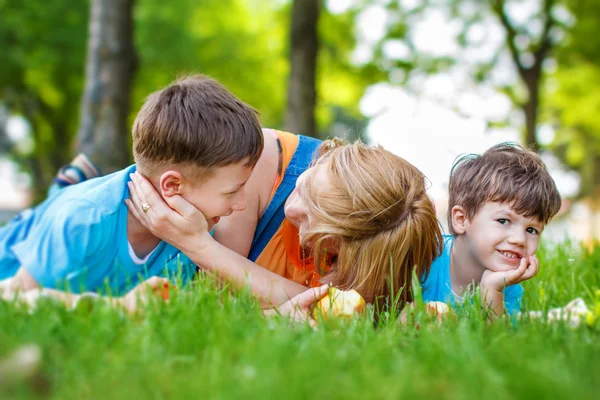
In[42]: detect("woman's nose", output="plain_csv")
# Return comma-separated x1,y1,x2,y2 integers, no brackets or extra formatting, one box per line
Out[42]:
286,193,305,221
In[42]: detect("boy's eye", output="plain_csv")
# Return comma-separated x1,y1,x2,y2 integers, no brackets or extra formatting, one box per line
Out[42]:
526,227,539,235
497,219,509,225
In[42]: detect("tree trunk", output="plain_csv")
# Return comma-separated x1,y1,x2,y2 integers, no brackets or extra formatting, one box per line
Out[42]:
76,0,137,174
522,70,541,152
284,0,320,138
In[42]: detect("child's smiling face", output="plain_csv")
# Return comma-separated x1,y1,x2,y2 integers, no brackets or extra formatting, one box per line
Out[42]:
462,201,544,273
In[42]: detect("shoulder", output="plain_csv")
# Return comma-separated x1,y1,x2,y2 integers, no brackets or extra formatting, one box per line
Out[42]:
430,235,453,270
422,235,452,291
504,283,524,298
248,129,280,213
44,197,112,226
58,165,134,211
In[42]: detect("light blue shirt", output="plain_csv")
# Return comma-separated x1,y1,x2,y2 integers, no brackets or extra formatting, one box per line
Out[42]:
0,165,195,294
422,235,523,315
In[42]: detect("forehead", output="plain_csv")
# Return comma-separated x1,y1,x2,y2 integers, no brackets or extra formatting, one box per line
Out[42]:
193,161,253,186
302,164,330,192
480,201,543,224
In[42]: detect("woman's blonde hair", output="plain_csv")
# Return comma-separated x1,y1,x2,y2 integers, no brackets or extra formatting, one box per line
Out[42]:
301,139,443,308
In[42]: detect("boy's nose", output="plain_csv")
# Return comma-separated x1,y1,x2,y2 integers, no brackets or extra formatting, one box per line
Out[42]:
231,191,247,212
507,229,526,246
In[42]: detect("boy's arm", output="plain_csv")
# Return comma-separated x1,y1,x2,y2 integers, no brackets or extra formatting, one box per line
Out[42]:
480,255,538,319
10,201,107,290
7,268,40,291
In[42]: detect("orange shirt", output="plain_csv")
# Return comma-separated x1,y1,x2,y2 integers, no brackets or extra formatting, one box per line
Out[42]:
254,130,332,287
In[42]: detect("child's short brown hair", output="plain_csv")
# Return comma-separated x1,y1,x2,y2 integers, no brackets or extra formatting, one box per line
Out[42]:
132,75,263,176
447,143,561,235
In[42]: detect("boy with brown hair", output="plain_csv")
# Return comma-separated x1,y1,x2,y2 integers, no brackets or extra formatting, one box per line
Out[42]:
0,75,263,295
422,143,562,317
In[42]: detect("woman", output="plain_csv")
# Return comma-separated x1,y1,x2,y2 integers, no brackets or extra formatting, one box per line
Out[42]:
126,139,443,310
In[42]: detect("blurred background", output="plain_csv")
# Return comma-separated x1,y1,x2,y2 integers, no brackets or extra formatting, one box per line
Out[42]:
0,0,598,242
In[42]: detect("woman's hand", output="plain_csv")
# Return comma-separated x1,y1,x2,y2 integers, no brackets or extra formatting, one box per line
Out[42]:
125,172,211,253
264,285,329,325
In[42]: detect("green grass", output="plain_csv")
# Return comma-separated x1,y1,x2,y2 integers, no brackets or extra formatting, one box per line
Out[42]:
1,241,599,400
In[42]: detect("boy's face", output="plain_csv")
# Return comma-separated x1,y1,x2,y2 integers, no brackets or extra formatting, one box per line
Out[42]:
178,161,253,231
461,202,544,273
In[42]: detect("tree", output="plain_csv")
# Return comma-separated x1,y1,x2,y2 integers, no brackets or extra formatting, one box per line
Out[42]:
284,0,321,137
75,0,137,174
0,0,89,199
543,0,600,199
491,0,558,151
372,0,564,149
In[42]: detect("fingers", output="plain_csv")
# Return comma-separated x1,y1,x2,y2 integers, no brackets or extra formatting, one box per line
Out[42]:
143,276,169,290
520,255,539,281
131,172,163,207
506,255,539,284
126,178,152,222
294,285,329,309
162,194,203,221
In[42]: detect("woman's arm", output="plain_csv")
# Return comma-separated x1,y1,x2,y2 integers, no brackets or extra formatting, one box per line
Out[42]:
126,172,307,307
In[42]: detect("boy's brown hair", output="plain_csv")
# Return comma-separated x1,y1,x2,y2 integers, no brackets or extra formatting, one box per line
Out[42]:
132,75,263,176
447,142,561,235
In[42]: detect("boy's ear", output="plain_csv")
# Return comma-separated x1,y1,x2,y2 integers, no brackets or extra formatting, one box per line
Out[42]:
451,205,467,235
159,171,183,197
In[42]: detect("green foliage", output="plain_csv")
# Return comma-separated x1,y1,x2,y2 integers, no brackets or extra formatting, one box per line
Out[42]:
1,241,599,399
0,0,89,197
0,0,378,195
542,0,600,197
133,0,290,129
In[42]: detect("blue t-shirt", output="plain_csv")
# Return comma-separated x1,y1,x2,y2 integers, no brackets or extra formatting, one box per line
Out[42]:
0,165,195,294
421,235,523,315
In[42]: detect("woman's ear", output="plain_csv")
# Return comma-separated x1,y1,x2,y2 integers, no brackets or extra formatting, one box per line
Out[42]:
451,205,467,235
159,171,183,197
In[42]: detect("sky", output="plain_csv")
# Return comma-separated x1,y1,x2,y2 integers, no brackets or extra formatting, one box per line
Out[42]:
332,0,579,202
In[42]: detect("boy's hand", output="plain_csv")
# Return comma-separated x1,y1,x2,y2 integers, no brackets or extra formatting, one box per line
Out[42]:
481,255,539,292
125,172,211,254
118,277,171,313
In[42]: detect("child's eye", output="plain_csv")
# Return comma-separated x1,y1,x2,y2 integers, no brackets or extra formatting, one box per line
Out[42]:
497,219,509,225
526,227,539,235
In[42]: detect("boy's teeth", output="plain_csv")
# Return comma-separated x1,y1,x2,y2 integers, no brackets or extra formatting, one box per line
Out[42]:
501,251,518,259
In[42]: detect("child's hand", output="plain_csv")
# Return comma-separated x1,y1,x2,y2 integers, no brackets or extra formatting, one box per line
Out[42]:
125,172,211,253
118,277,171,313
481,255,539,292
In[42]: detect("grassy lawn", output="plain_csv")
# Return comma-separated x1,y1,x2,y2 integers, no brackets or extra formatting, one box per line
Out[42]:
1,241,599,399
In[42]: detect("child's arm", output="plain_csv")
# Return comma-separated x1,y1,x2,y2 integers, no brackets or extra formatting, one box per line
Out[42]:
6,268,40,292
126,173,308,307
480,255,538,319
4,277,170,314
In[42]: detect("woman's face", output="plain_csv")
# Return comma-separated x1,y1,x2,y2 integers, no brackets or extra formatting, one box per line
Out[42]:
284,165,330,246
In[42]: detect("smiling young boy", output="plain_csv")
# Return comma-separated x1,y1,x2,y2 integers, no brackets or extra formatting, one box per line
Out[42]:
422,143,562,318
0,75,263,294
